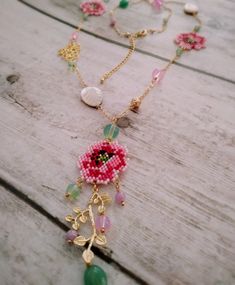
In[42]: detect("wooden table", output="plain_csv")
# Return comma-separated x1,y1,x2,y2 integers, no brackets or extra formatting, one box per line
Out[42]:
0,1,235,284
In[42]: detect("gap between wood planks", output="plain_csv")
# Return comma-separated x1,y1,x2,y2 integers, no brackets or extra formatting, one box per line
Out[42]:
0,176,149,285
18,0,235,85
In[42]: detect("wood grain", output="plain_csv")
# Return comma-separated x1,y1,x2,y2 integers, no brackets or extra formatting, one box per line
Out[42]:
0,1,235,285
0,185,135,285
21,0,235,82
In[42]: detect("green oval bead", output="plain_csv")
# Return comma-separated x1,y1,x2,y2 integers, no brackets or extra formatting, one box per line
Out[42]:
103,124,119,140
65,183,81,200
84,265,107,285
119,0,129,9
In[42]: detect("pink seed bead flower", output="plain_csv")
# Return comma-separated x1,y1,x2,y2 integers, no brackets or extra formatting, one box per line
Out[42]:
78,140,128,184
175,32,206,50
80,0,106,16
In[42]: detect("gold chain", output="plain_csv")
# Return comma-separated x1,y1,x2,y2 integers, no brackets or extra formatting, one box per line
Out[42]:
100,35,136,84
110,1,173,39
60,1,203,124
72,0,173,87
96,1,203,123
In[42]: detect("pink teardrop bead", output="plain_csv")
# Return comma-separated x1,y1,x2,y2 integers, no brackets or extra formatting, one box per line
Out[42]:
115,191,126,205
95,215,111,233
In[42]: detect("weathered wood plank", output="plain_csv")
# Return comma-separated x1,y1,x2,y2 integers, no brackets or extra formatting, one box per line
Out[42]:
0,1,235,285
0,186,136,285
22,0,235,82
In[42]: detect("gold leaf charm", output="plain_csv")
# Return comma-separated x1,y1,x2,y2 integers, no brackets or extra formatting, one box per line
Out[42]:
58,42,80,62
73,207,81,214
100,193,112,204
93,198,99,204
79,215,87,223
65,215,74,222
72,222,80,230
74,236,87,246
82,249,94,264
95,234,107,246
98,205,105,214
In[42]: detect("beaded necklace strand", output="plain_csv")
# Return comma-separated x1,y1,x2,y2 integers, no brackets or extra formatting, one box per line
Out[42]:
58,1,206,284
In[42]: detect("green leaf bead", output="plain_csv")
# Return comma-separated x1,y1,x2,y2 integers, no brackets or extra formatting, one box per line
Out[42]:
84,265,107,285
176,47,184,57
193,25,201,32
119,0,129,9
103,124,119,140
68,61,76,72
65,183,81,200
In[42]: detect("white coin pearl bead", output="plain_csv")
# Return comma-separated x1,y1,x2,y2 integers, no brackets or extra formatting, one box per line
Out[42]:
80,87,103,107
184,3,199,15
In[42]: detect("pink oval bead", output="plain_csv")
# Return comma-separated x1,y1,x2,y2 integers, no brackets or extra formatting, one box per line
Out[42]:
65,230,78,242
152,68,165,83
110,20,116,27
71,32,78,41
152,68,160,79
95,215,111,233
115,191,126,205
153,0,164,10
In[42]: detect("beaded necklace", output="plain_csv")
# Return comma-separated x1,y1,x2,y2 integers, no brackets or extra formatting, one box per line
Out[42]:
58,1,206,284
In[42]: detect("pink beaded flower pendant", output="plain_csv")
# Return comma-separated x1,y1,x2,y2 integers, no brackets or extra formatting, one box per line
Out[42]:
64,123,127,270
78,140,128,184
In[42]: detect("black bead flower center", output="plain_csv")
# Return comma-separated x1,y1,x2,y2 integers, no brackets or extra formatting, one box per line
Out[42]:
91,150,114,165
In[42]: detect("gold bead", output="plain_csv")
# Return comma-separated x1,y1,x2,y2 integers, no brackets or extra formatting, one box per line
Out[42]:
124,32,131,38
135,29,148,38
130,98,141,112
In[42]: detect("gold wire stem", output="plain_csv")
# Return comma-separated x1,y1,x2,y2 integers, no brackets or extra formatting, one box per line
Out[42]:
65,185,110,265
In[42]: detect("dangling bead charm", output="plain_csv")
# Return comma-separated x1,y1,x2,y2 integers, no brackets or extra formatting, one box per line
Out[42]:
115,191,126,206
64,123,128,285
95,215,111,233
65,183,81,200
65,230,78,242
84,265,107,285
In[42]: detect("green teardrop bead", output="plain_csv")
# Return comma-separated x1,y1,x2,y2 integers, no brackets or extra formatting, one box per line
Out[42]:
103,124,119,140
119,0,129,8
84,265,107,285
65,183,81,200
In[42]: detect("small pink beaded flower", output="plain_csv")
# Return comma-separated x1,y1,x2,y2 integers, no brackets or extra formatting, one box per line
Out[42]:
78,140,128,184
175,32,206,50
80,0,106,16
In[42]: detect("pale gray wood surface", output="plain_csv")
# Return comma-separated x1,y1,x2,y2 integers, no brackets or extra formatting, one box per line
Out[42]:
0,186,135,285
0,0,235,285
23,0,235,82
